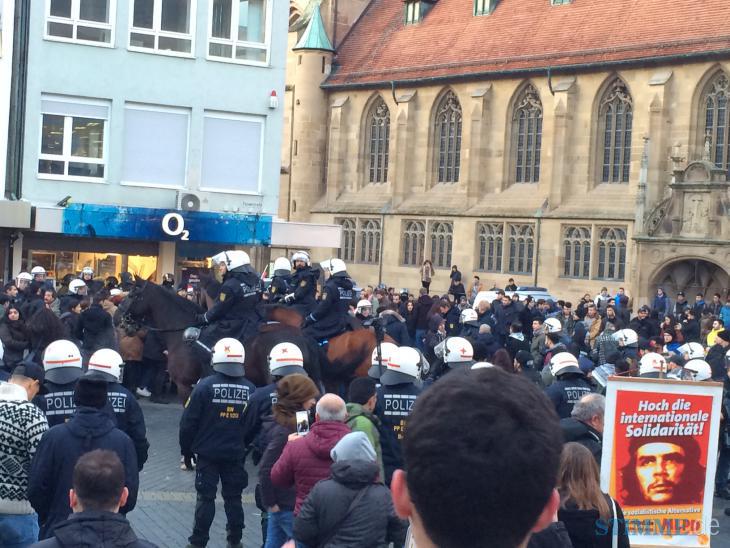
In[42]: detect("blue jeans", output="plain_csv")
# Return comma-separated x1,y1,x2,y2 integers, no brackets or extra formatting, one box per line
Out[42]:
415,329,426,352
0,513,39,548
264,510,293,548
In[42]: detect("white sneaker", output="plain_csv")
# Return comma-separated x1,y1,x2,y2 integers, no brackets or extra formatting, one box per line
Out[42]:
136,387,152,398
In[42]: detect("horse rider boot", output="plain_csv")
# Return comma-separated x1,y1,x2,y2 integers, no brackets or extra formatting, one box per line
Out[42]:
33,339,85,427
180,338,256,548
88,348,150,471
268,257,293,304
302,258,354,342
375,346,422,485
284,250,319,317
196,250,262,352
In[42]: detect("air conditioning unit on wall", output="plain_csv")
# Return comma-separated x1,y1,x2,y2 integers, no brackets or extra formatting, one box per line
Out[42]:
176,192,201,212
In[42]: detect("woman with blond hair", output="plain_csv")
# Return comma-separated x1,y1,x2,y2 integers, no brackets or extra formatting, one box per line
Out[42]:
557,442,630,548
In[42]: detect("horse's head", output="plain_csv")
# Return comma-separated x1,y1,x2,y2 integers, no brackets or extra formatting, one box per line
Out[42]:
117,276,151,321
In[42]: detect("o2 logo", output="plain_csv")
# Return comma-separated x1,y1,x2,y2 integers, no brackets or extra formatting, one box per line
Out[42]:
161,213,190,241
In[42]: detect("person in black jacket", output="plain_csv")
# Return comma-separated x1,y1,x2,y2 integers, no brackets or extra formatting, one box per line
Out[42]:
31,449,156,548
294,432,406,547
377,307,412,346
544,353,593,419
285,251,319,317
34,339,85,427
0,304,30,371
559,394,604,464
412,289,434,352
707,330,730,381
259,374,319,548
303,259,354,342
28,373,139,540
75,291,117,361
179,338,256,548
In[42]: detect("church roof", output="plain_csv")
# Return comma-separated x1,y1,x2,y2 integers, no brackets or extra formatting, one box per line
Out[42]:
294,5,335,52
325,0,730,88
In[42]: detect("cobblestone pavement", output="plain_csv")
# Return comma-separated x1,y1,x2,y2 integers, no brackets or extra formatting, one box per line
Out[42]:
129,398,730,547
129,399,263,548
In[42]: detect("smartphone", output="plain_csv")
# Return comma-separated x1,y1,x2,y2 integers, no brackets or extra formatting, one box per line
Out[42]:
295,410,310,436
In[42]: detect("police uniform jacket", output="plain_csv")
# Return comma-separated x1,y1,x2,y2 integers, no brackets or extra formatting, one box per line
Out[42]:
28,407,139,540
179,372,256,461
34,380,80,427
204,269,261,324
289,267,318,313
106,382,149,470
375,383,421,484
544,374,593,419
269,274,291,304
242,381,277,450
306,275,354,340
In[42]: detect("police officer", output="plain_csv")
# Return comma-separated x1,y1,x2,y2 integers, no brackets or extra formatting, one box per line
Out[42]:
197,250,262,347
161,273,175,291
268,257,293,304
31,266,47,284
638,352,668,379
302,258,354,341
88,348,150,470
376,345,422,485
544,352,593,419
459,308,481,340
34,339,84,426
429,336,475,383
180,338,256,548
80,266,104,295
355,299,373,322
284,250,318,316
367,341,399,383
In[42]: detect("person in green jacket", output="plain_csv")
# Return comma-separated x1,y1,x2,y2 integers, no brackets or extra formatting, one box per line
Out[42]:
346,377,385,482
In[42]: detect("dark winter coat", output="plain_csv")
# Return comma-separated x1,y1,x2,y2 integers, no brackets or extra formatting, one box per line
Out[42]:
75,304,117,352
545,375,593,419
259,420,296,511
379,311,412,346
289,267,319,316
560,417,602,463
473,331,501,361
107,382,149,470
506,332,530,360
707,343,728,381
271,420,351,514
558,494,630,548
293,460,406,548
494,301,521,340
34,380,81,427
413,295,434,331
30,511,156,548
527,522,574,548
28,407,139,540
0,319,29,368
305,275,355,340
629,316,659,341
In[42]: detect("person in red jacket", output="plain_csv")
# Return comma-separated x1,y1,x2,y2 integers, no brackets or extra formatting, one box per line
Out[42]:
271,393,350,514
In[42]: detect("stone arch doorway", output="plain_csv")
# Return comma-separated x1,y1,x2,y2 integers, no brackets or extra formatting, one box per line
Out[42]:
650,259,730,300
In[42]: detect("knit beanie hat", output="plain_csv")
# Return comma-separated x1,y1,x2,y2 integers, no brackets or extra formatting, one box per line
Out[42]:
718,330,730,343
74,377,108,409
330,431,376,463
273,374,320,427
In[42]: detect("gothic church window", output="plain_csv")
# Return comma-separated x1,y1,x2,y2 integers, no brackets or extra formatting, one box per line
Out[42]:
599,78,633,183
562,227,591,279
507,224,534,275
339,218,356,262
597,227,626,280
430,222,453,268
513,84,543,183
703,72,730,172
435,91,462,183
367,99,390,183
359,219,381,264
402,221,426,266
477,223,503,272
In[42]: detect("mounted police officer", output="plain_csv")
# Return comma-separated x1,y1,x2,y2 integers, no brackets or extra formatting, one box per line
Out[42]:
284,250,318,316
196,250,262,350
80,266,104,295
302,258,354,342
268,257,292,304
34,339,84,426
180,338,256,548
88,348,150,471
376,345,422,485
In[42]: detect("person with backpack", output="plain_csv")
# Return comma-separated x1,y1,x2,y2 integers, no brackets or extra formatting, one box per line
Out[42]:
346,377,384,482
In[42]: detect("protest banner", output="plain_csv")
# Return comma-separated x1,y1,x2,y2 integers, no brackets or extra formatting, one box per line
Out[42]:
601,377,723,547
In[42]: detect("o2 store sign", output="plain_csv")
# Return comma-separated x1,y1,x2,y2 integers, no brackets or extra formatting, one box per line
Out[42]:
62,204,272,245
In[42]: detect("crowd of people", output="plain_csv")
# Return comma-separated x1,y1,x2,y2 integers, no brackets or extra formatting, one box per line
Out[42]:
1,252,730,547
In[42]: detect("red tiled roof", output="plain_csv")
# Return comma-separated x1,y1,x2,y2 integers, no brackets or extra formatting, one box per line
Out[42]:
325,0,730,88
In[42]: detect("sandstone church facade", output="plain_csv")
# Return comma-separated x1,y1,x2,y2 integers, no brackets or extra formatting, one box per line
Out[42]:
280,0,730,304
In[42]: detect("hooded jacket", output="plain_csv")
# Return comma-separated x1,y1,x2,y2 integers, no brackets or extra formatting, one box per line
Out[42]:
378,310,412,346
28,407,139,540
31,511,156,548
75,304,117,352
559,417,602,463
259,420,297,511
293,460,406,548
0,318,30,368
413,295,434,331
558,495,630,548
271,420,351,514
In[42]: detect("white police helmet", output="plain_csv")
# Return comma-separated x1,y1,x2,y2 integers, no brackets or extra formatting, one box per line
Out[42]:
683,359,712,382
443,337,474,365
16,272,32,283
273,257,292,276
613,328,639,347
639,352,667,377
211,338,245,377
88,348,124,383
677,342,705,361
212,250,251,271
69,279,87,295
471,362,495,370
43,339,83,384
31,266,46,277
381,346,420,386
356,299,372,313
291,251,311,266
268,342,306,377
460,308,478,324
549,352,581,377
544,317,562,334
368,342,399,380
320,258,347,275
81,266,94,277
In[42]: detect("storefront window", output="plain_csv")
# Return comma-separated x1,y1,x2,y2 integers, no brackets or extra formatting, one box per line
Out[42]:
27,250,157,282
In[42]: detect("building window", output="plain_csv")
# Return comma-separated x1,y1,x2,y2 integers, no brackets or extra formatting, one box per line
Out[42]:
435,91,462,183
507,224,534,274
46,0,115,45
122,104,189,188
513,83,543,183
477,223,503,272
562,226,591,278
359,219,381,264
130,0,194,55
38,96,109,181
404,1,421,24
599,78,633,183
703,71,730,172
367,99,390,183
402,220,425,266
430,221,453,268
551,0,571,4
339,219,356,262
201,112,264,193
209,0,269,64
474,0,497,16
597,227,626,280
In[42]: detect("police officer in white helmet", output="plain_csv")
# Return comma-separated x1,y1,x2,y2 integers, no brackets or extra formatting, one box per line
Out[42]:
34,339,84,427
268,257,292,304
302,259,354,342
355,299,372,322
284,251,318,316
544,352,593,419
179,338,256,548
